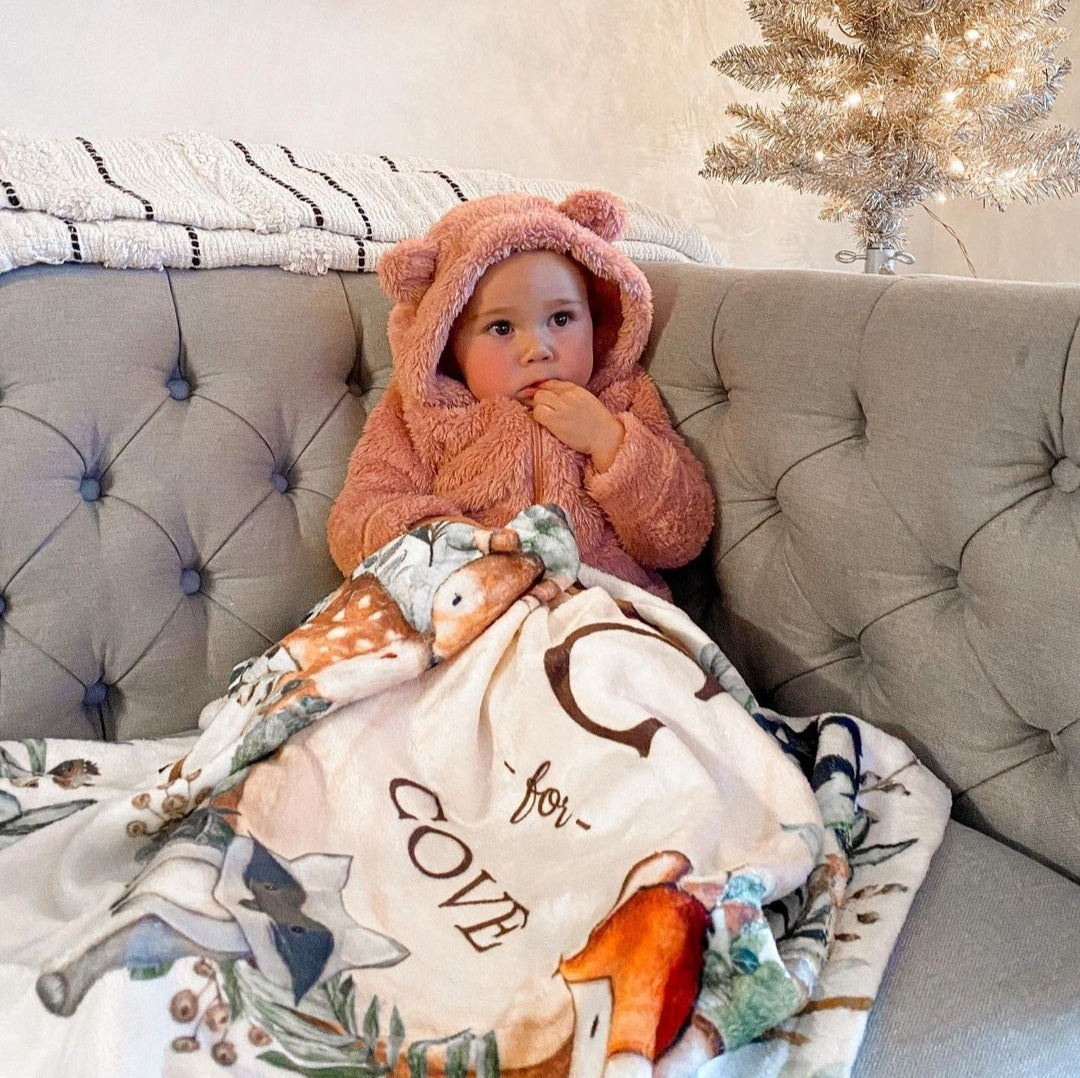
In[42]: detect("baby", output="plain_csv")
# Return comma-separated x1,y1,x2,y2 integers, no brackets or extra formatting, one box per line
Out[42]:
327,189,714,597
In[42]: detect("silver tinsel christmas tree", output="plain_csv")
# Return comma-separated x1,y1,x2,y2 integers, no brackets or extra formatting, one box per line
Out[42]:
702,0,1080,272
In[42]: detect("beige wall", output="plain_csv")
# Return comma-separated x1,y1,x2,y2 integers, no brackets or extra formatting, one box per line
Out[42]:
2,0,1078,281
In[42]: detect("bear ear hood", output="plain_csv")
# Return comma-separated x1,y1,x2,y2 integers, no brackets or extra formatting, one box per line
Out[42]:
376,190,653,409
378,237,439,304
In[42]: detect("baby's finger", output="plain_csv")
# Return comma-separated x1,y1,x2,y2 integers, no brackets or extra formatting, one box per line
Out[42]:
530,395,559,419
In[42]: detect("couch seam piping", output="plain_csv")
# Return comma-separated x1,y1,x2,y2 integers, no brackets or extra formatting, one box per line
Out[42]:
199,589,274,645
769,651,861,696
856,582,958,643
193,393,275,462
287,388,351,474
709,274,736,383
2,404,85,466
773,432,862,491
853,276,896,374
113,595,186,685
336,270,366,391
0,616,81,684
164,267,184,372
283,486,333,502
100,493,183,562
956,743,1060,797
714,506,782,565
955,485,1045,570
959,597,1041,733
1059,310,1080,436
780,538,848,642
716,408,762,496
855,275,964,576
674,397,725,431
3,504,80,593
200,488,275,570
98,396,169,484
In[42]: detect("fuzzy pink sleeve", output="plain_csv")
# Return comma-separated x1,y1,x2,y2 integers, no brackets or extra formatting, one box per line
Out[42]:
327,385,463,575
585,371,715,569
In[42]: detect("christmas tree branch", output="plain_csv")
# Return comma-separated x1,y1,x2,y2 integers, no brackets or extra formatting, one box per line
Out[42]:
703,0,1080,258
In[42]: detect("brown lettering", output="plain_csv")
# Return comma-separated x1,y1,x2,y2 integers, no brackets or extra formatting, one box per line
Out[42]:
509,760,573,827
542,622,723,755
439,870,506,908
407,825,473,879
544,624,667,757
390,779,531,952
389,778,446,822
456,899,530,953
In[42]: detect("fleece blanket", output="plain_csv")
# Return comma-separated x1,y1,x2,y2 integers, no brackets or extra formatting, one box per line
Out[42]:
0,131,716,275
0,506,949,1078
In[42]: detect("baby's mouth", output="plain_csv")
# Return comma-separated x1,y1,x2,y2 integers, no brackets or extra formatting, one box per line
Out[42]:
516,381,545,401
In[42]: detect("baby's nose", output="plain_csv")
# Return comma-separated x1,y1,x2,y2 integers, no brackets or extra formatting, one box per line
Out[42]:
521,332,553,364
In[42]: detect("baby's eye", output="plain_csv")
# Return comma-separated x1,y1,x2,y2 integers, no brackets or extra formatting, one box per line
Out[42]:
486,320,513,336
552,311,573,327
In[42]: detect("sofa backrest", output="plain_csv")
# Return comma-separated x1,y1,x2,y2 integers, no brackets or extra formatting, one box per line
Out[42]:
2,261,1077,879
0,264,391,741
642,263,1080,881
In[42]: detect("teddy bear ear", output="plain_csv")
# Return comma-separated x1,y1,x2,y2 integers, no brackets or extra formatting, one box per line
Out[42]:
558,189,627,243
377,238,439,303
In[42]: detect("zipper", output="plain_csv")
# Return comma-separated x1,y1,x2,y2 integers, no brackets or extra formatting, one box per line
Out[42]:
531,419,544,504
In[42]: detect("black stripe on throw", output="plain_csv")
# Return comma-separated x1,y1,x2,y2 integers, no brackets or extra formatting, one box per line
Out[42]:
379,155,399,172
76,137,155,220
422,169,468,203
186,226,202,269
355,237,366,272
231,140,325,227
278,145,373,238
64,220,84,262
2,180,20,208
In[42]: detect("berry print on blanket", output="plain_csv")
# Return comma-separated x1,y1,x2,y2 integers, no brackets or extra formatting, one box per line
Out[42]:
0,505,949,1078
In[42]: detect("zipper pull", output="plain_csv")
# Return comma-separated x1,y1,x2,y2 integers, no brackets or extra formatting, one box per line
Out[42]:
531,418,544,505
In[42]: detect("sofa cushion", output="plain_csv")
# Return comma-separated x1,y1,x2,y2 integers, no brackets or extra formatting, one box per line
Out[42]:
852,821,1080,1077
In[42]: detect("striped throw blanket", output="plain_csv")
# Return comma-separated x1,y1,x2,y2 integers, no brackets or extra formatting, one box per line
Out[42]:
0,131,717,275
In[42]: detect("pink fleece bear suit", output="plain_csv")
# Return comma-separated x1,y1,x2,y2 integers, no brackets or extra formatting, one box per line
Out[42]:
327,189,714,597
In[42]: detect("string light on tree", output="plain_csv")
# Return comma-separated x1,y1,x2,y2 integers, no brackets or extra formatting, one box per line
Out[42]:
701,0,1080,274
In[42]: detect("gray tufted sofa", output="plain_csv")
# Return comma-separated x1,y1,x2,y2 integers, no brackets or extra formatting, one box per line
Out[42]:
2,260,1078,1076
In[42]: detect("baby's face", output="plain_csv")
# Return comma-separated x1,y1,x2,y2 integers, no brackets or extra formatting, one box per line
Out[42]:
448,250,594,403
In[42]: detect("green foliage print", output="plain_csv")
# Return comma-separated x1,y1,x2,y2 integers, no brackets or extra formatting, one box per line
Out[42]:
164,957,500,1078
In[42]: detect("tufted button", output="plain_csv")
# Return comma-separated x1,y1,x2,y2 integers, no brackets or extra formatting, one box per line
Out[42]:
180,568,202,595
167,376,191,400
270,471,289,494
1051,457,1080,492
79,476,101,502
83,681,108,707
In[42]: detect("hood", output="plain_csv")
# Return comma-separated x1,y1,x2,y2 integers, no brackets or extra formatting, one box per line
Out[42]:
376,190,653,409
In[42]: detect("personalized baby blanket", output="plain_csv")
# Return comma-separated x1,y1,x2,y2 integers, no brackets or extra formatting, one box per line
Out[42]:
0,506,949,1078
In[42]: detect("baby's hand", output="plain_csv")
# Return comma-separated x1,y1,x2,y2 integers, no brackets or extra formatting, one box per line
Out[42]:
530,381,624,472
